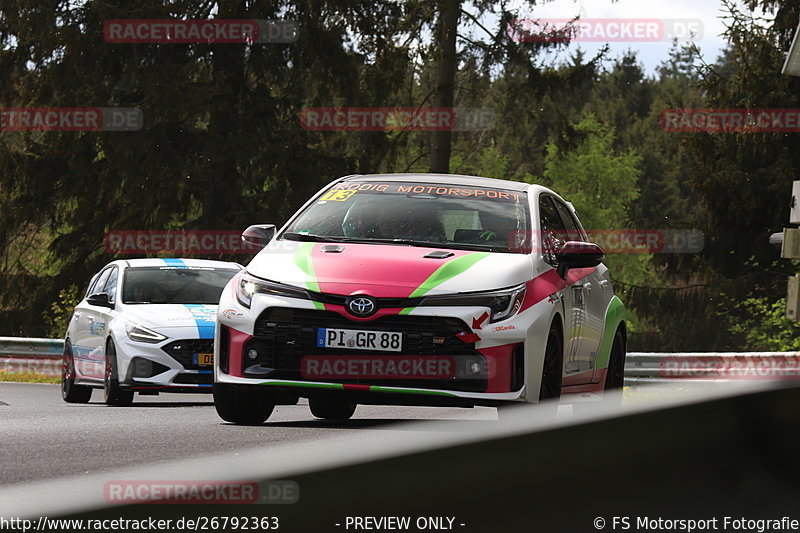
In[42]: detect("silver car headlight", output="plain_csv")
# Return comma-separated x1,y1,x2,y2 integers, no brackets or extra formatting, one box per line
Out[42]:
125,321,167,344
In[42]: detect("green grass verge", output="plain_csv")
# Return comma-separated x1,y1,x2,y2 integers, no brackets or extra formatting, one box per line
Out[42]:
0,370,61,383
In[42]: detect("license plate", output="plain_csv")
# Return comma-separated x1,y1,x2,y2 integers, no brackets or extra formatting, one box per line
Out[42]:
316,328,402,352
193,353,213,366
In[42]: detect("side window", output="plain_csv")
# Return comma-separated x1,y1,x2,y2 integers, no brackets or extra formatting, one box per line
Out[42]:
553,200,587,242
539,195,566,267
103,267,119,304
88,268,112,297
85,272,101,297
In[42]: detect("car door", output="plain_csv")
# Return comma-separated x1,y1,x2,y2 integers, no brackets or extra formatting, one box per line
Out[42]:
538,195,590,383
71,268,106,379
553,199,608,380
81,266,114,379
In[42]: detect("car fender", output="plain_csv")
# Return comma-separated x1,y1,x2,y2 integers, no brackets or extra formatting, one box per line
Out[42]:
520,299,563,403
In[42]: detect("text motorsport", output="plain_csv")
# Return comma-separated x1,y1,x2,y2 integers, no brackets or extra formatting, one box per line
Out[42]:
610,515,800,532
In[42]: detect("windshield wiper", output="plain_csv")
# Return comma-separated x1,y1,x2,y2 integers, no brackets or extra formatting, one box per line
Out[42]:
283,233,511,252
282,232,345,243
343,238,510,252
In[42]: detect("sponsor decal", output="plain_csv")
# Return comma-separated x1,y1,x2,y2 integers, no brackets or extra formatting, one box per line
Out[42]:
494,325,516,332
184,305,216,340
221,309,244,320
89,321,106,336
330,182,520,202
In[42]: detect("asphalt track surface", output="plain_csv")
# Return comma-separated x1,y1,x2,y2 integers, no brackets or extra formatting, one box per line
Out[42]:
0,380,718,488
2,379,771,526
0,382,500,485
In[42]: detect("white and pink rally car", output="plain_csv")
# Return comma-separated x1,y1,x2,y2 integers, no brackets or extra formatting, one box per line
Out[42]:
213,173,626,424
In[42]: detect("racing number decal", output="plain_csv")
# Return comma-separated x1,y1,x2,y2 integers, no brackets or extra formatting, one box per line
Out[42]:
320,189,356,201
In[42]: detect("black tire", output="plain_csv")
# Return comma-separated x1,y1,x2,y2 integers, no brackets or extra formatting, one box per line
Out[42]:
539,324,564,401
61,340,92,403
605,328,626,391
497,325,563,420
213,383,275,425
104,339,134,406
309,396,357,420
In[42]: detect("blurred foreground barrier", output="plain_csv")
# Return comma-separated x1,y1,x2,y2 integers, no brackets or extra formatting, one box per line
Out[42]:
10,382,799,528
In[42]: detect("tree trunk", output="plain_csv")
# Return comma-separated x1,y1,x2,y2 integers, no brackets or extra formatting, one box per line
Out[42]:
430,0,460,174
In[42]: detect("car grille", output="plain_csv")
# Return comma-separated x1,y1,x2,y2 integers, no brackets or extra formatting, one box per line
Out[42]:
162,339,214,370
245,307,486,392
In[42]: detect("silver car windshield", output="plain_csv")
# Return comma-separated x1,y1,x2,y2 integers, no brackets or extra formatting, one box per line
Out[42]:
122,267,239,304
282,182,530,253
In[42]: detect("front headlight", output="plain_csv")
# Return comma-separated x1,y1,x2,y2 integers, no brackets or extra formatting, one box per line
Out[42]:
421,283,527,324
125,321,167,344
487,284,527,323
235,272,311,309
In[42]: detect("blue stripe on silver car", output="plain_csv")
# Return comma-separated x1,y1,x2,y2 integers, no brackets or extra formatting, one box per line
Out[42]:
183,304,216,340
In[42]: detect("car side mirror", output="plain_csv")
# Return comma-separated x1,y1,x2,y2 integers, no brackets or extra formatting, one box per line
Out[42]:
87,292,114,308
556,241,604,278
242,224,277,250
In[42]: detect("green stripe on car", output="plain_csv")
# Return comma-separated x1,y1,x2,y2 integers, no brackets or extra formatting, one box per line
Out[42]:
594,295,626,370
292,243,325,310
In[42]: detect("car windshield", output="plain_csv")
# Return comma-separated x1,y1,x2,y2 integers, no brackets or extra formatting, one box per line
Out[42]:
282,181,530,253
121,266,239,304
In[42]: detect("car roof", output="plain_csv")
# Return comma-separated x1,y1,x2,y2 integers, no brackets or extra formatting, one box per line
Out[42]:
110,258,243,269
339,173,531,192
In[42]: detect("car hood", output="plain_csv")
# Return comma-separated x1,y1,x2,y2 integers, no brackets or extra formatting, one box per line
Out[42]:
246,241,533,298
121,304,218,336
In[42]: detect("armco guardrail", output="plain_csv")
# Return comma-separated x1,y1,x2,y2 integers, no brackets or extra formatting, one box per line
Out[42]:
2,337,800,384
624,351,800,386
0,337,64,376
0,337,63,357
